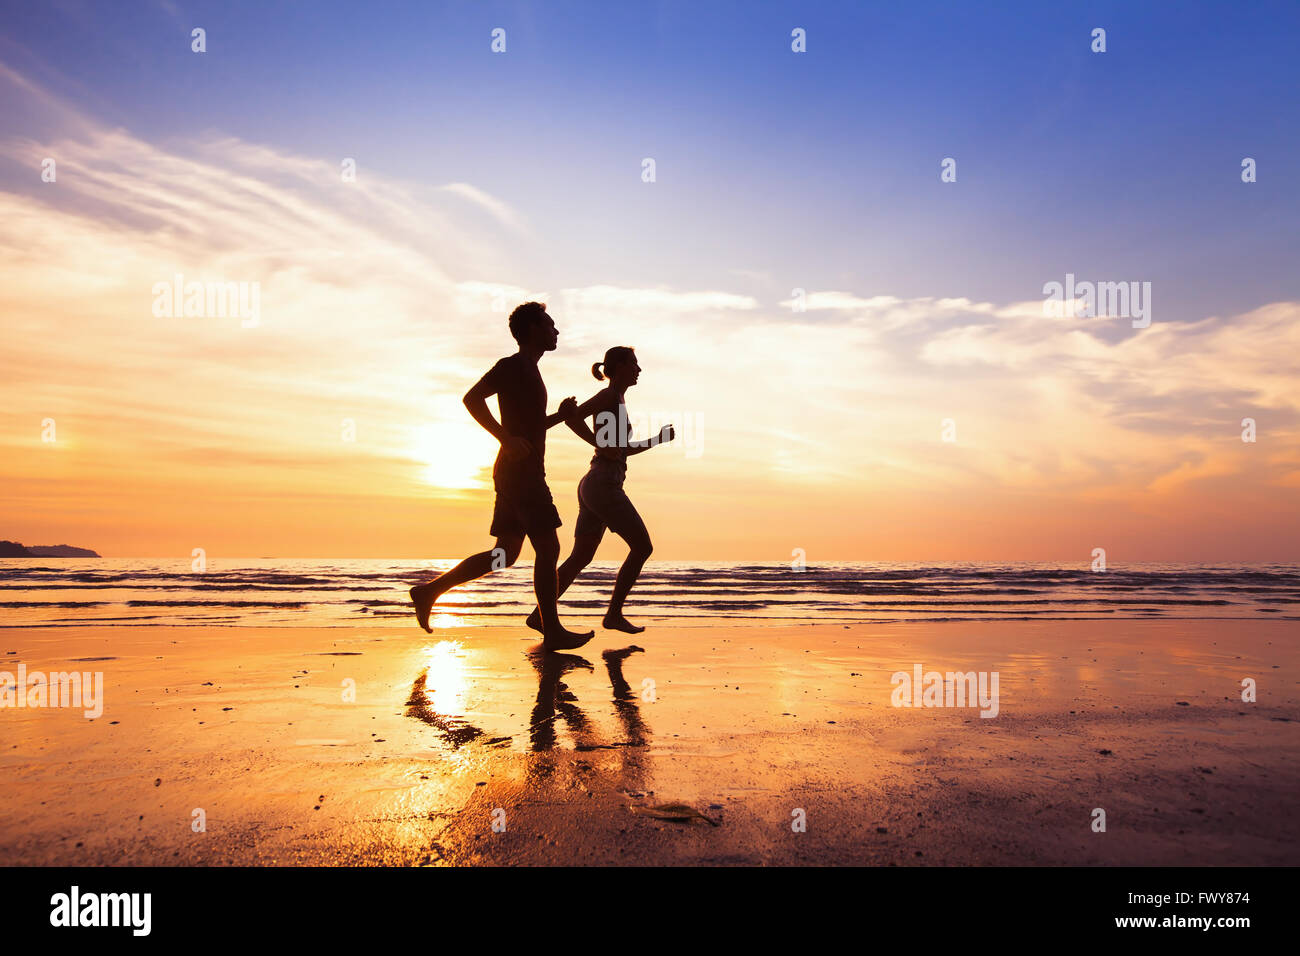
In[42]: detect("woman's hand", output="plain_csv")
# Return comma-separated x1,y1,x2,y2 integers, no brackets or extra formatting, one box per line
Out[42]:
657,424,675,445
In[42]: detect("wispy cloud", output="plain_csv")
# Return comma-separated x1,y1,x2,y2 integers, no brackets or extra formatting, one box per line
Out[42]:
439,182,530,236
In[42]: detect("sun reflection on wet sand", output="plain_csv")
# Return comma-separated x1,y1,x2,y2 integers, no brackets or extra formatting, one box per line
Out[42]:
421,640,468,715
404,640,493,750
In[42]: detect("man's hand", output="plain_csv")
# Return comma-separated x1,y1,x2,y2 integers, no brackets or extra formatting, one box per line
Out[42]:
656,424,676,445
501,435,533,463
546,396,581,429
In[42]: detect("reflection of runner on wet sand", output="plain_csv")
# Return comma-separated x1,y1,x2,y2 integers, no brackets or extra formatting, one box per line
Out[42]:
404,668,493,749
524,644,651,806
405,643,661,858
603,646,649,746
527,649,594,752
403,644,648,762
527,645,647,752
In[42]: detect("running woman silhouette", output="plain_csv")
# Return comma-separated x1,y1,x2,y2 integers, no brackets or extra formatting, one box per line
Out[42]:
527,346,674,635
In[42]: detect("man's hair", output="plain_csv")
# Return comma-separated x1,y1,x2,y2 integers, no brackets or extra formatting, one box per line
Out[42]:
508,301,549,344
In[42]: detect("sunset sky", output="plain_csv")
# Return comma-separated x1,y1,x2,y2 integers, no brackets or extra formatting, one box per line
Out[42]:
2,1,1298,561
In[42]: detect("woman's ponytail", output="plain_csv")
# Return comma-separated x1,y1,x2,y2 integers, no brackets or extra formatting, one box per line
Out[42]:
592,346,636,383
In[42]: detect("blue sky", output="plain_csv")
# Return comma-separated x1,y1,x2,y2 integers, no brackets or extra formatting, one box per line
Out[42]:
4,0,1298,316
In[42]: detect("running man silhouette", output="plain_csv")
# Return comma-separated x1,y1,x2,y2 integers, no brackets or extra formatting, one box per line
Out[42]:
410,302,594,650
526,346,674,635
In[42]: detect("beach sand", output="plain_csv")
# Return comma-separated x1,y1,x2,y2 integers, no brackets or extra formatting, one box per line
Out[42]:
2,620,1297,866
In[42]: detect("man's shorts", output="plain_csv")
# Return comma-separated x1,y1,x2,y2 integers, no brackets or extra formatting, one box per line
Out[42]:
489,464,562,539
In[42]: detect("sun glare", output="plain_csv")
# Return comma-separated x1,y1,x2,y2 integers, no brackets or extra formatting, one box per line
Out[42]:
410,422,497,489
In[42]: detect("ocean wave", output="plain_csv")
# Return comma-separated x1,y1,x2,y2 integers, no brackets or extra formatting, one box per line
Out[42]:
3,560,1297,627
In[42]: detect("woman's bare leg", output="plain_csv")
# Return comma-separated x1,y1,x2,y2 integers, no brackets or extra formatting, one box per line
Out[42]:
604,509,652,634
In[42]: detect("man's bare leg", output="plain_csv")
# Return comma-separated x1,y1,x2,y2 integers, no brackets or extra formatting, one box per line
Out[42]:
410,535,521,633
529,526,593,650
526,532,603,634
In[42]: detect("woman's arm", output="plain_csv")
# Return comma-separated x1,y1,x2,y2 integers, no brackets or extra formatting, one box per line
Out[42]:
622,424,675,455
564,390,614,448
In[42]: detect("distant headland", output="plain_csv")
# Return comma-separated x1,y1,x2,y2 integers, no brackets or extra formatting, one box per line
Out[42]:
0,540,101,557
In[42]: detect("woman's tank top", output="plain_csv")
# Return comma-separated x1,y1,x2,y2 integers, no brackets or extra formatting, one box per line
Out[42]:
591,401,631,476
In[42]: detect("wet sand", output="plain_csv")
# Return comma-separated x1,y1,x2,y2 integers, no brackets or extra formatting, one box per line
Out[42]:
1,620,1297,865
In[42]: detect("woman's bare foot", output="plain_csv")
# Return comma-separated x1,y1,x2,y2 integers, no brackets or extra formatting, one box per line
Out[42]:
410,583,440,633
525,607,544,634
602,612,645,634
542,624,595,651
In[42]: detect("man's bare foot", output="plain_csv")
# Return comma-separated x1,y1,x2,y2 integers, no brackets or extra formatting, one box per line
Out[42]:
602,612,645,634
541,624,595,651
525,607,544,634
410,583,440,633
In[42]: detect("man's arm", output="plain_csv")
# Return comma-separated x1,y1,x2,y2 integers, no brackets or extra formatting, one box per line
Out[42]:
464,376,531,461
463,378,508,443
545,396,578,429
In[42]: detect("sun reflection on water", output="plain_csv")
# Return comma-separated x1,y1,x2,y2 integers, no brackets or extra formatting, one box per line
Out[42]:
429,610,469,630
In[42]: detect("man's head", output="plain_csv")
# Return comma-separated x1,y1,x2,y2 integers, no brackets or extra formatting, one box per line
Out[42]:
508,301,558,352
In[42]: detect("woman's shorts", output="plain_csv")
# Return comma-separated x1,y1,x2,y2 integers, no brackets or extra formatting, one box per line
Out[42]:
574,460,643,539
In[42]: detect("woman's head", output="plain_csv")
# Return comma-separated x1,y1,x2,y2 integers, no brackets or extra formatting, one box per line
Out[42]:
591,346,639,386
